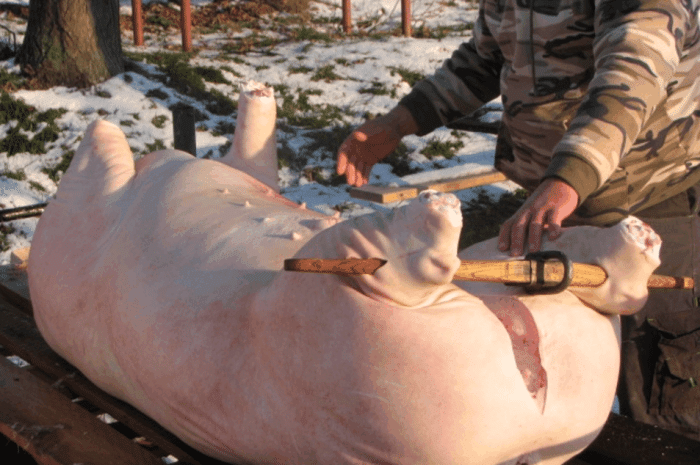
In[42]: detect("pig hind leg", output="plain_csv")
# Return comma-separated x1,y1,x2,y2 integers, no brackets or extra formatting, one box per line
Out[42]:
49,120,136,241
218,82,280,192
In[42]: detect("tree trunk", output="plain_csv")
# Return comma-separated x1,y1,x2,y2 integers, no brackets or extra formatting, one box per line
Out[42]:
17,0,123,88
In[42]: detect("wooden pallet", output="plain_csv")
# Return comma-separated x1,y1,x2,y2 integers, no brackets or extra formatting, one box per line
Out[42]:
1,264,699,464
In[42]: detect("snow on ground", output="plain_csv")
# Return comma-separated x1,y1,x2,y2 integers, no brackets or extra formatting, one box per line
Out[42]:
0,0,518,265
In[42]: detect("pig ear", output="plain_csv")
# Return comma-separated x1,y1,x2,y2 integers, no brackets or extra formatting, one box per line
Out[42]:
59,120,136,200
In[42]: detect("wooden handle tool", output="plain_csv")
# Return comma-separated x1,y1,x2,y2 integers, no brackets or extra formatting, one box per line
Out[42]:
284,257,693,290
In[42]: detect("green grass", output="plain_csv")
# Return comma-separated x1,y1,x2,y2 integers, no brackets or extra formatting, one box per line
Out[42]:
359,82,391,96
0,92,67,156
145,139,167,153
195,66,232,85
275,85,346,129
2,169,26,181
389,66,425,87
288,65,313,74
293,25,334,43
458,189,527,250
311,64,342,82
41,150,74,183
0,224,16,252
0,68,26,90
151,115,168,129
29,180,46,192
420,137,465,159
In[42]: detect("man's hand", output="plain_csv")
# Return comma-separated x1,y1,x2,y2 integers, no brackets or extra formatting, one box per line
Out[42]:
498,178,579,256
337,106,418,187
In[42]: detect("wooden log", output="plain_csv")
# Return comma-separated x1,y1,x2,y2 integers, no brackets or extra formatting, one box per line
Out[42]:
349,168,508,204
0,356,164,465
0,286,230,465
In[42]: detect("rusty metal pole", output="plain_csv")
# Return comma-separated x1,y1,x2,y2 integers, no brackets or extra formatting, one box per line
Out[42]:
132,0,144,46
401,0,411,36
342,0,351,34
181,0,192,52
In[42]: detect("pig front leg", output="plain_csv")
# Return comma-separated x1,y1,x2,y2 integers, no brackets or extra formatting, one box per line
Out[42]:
219,81,280,193
297,190,464,308
548,216,661,315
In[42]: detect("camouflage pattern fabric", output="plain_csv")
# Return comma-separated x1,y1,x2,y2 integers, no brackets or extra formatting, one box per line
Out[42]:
400,0,700,225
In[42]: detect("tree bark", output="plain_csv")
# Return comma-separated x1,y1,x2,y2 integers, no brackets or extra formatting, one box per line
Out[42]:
17,0,123,88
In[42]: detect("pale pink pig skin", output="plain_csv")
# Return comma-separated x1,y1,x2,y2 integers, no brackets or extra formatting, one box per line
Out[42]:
28,84,660,465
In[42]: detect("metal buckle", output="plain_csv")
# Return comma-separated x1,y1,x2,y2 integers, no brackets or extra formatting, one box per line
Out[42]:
524,251,573,294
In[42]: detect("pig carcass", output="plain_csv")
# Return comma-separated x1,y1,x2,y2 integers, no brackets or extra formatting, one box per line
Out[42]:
28,82,661,465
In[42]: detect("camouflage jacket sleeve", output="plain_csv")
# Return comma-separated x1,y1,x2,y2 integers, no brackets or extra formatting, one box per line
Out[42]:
399,9,504,136
545,0,696,202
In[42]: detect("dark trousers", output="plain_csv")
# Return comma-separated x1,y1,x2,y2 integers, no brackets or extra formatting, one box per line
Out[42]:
617,188,700,440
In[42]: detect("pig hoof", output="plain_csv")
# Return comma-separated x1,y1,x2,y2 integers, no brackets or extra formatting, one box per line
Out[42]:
415,190,462,228
620,216,661,258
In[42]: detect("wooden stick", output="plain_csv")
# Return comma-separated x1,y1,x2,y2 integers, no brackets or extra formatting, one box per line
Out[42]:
0,202,48,222
284,257,693,290
349,168,508,204
284,258,387,276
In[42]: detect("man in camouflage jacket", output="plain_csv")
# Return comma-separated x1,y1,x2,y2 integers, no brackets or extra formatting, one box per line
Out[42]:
337,0,700,441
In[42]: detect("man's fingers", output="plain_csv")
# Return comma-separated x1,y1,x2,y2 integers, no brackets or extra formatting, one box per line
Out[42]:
345,159,357,186
355,160,366,187
336,151,348,175
547,207,567,239
527,220,544,253
353,130,369,143
498,219,514,252
508,212,531,256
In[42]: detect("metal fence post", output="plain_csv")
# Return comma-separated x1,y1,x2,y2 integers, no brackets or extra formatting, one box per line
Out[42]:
342,0,351,33
402,0,411,36
132,0,144,46
181,0,192,52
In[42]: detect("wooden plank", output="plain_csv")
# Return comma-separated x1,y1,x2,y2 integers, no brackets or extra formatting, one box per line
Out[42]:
0,288,231,465
349,168,508,204
0,356,164,465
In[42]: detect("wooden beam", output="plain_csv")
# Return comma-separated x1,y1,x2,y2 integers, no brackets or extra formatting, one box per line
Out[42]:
349,168,508,203
0,356,164,465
